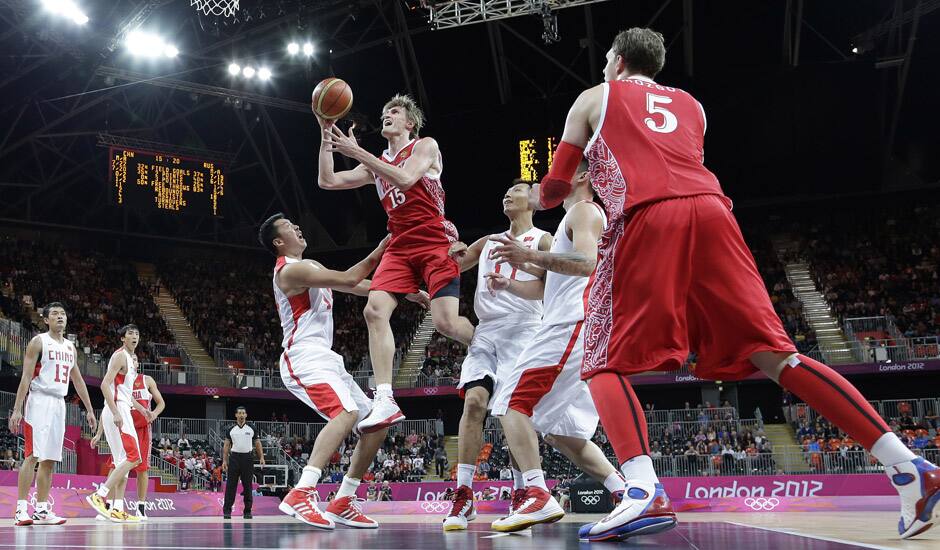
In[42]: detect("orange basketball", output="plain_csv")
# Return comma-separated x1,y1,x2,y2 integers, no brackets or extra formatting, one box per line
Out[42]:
311,77,353,120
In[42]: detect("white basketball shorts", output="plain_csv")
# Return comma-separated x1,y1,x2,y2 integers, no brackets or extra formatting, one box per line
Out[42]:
457,316,541,400
102,402,141,468
24,391,65,462
280,345,372,423
490,321,599,439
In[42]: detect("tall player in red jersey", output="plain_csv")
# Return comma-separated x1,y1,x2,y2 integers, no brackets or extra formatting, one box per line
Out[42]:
537,28,938,541
318,94,475,432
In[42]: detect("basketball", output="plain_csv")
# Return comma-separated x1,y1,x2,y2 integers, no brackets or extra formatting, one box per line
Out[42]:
311,77,353,120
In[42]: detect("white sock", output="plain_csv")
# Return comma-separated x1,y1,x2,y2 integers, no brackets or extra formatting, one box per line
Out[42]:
456,463,475,489
871,432,917,467
337,476,361,499
511,468,524,490
299,466,322,488
96,485,110,498
523,469,548,491
620,455,659,484
603,472,626,494
16,500,27,513
35,501,49,513
113,499,124,512
376,383,392,397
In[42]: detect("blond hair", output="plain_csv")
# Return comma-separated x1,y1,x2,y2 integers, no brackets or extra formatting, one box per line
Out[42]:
382,94,425,138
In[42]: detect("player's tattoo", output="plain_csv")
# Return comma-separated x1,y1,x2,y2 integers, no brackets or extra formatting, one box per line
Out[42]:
530,251,594,277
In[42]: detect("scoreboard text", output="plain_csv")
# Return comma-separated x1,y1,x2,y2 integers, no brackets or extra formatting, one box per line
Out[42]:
110,148,225,216
519,136,558,182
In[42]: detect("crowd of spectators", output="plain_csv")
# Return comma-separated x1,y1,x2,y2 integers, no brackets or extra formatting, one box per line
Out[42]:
158,257,424,376
0,425,20,470
155,434,222,489
0,237,175,358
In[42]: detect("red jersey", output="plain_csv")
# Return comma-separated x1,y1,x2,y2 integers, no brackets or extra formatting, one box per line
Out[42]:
130,373,152,429
373,138,458,246
586,76,729,220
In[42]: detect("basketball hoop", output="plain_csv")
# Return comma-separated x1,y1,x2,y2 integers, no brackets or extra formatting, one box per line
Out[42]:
191,0,239,18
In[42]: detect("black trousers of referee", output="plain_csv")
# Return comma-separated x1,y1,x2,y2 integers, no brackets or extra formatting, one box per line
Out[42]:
222,452,254,514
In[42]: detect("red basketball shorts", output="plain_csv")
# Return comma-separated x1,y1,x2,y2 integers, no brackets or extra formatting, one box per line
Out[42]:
581,194,795,381
370,233,459,298
132,423,151,473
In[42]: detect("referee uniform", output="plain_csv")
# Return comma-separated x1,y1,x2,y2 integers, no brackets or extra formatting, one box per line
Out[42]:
222,421,259,516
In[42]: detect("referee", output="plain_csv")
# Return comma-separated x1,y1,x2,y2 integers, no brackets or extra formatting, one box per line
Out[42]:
222,406,265,519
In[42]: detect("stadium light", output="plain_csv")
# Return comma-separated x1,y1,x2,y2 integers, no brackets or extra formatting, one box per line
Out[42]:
41,0,89,25
126,31,179,59
287,42,299,55
851,47,859,54
242,66,256,79
302,42,314,57
228,62,241,75
258,67,272,81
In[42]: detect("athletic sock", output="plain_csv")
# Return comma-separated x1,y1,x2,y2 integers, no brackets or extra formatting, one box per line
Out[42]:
778,354,889,449
337,476,361,499
511,468,524,490
522,469,548,492
603,472,627,495
456,464,475,489
16,500,27,513
871,432,917,467
588,372,650,462
95,485,110,498
113,500,124,512
298,466,322,488
376,384,393,398
620,454,660,484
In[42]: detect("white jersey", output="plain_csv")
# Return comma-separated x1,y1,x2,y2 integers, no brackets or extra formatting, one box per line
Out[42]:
29,333,76,397
274,256,334,350
541,201,607,327
474,227,549,322
113,348,138,405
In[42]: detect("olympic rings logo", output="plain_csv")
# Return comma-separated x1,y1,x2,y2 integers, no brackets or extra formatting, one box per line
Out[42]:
580,495,601,505
204,387,219,395
420,501,451,513
424,387,439,395
744,497,780,511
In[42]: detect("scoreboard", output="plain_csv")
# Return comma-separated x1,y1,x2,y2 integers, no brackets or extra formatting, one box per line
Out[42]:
110,148,225,216
518,136,558,182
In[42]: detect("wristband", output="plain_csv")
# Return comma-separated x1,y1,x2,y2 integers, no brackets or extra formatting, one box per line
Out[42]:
539,140,584,209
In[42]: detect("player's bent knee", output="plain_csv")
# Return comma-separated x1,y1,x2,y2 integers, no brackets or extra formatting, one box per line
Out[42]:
363,302,393,324
463,393,489,421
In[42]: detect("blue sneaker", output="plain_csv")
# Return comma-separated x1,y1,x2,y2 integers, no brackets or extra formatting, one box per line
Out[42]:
890,458,940,539
579,481,677,542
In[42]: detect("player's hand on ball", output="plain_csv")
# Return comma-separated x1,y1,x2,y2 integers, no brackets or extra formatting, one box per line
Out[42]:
489,234,533,267
322,123,360,158
405,290,431,310
313,113,334,130
485,272,510,296
8,410,22,433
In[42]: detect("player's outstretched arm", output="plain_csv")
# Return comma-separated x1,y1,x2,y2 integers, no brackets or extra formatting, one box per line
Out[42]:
146,376,166,421
485,272,545,300
324,127,437,191
317,119,374,190
280,236,389,291
453,237,487,272
8,336,41,433
69,364,98,431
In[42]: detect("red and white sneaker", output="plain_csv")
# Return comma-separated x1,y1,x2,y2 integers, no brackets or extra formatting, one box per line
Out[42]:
442,485,476,531
325,495,378,529
31,509,66,526
491,486,564,532
891,457,940,539
278,486,335,530
508,488,527,516
357,395,405,434
14,509,33,527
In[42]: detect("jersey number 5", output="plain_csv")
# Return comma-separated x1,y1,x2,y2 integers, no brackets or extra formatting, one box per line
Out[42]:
644,93,678,134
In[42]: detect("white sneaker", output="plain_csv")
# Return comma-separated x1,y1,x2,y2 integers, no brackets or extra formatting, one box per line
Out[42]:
31,509,67,526
14,509,33,527
357,395,405,434
890,457,940,539
491,486,564,532
578,481,676,542
442,485,475,531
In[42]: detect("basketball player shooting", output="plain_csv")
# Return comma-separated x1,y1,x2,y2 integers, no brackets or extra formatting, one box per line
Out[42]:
535,27,939,541
317,95,475,433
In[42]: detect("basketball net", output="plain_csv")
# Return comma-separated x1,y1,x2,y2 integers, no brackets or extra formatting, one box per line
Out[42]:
190,0,239,18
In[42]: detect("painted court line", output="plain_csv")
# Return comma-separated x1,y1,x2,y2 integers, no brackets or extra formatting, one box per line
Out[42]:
725,521,896,550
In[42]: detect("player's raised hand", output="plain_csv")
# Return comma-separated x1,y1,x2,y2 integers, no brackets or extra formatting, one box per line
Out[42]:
489,234,534,268
323,122,360,158
484,272,510,296
405,290,431,310
313,112,335,131
8,409,22,433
